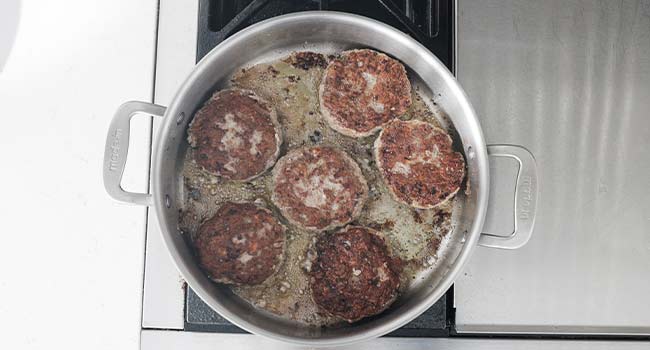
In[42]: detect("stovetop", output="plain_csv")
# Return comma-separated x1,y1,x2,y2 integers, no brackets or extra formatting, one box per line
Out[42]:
183,0,455,336
143,1,650,346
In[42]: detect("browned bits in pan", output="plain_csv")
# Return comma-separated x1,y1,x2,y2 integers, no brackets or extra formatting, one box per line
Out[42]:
285,51,328,70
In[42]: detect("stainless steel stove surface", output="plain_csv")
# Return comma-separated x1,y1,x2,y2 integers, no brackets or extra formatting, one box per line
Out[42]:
141,0,650,348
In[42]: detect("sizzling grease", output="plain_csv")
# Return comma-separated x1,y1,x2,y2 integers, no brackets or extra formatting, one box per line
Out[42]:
179,52,455,326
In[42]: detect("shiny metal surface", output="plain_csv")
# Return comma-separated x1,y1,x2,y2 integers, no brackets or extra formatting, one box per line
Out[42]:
152,12,490,346
480,145,538,249
104,11,533,346
151,12,489,345
103,101,166,206
141,330,650,350
455,0,650,334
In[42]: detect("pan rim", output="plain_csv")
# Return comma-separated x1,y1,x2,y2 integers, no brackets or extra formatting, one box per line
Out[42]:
152,10,489,346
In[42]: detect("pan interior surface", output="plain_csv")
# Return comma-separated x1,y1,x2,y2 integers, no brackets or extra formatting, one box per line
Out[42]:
152,12,487,345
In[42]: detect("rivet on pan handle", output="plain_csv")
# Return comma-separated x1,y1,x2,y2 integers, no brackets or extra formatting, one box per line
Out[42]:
479,145,539,249
103,101,166,206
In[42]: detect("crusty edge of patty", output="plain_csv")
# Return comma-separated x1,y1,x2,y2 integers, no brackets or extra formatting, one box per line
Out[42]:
187,88,283,182
271,146,369,232
199,201,288,286
374,119,462,209
318,49,411,138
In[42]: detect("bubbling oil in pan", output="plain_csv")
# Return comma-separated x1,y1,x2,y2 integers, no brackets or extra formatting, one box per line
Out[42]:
179,51,457,327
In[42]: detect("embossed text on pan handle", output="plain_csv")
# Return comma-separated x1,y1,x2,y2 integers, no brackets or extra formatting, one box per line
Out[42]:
479,145,539,249
103,101,166,206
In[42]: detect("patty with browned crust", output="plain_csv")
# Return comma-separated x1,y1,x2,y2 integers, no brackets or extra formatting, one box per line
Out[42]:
375,119,465,208
194,202,286,285
188,89,281,181
319,49,412,137
310,226,402,322
272,146,368,232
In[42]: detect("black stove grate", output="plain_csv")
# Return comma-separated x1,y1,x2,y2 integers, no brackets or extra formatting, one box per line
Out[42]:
185,286,449,336
197,0,453,69
186,0,455,336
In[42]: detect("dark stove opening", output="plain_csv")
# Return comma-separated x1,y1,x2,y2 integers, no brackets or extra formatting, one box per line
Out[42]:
206,0,253,31
198,0,453,69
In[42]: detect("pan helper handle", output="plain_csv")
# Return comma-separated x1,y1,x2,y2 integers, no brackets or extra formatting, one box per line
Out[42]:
103,101,166,206
479,145,539,249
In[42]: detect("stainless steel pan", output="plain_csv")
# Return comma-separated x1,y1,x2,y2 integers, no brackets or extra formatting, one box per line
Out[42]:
103,11,538,346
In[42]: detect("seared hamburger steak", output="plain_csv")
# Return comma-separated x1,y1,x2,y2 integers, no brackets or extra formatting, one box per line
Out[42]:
310,226,402,322
194,202,286,285
375,119,465,209
319,49,412,137
272,146,368,232
188,89,281,181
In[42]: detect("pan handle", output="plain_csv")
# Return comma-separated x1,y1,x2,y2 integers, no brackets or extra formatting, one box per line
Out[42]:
479,145,538,249
103,101,166,206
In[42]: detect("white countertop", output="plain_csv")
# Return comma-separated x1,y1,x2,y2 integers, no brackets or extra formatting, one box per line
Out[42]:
0,0,157,348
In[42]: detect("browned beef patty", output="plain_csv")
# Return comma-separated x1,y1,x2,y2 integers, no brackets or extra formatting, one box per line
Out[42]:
310,226,402,322
194,202,286,285
271,146,368,232
319,49,412,137
187,89,281,181
375,119,466,208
